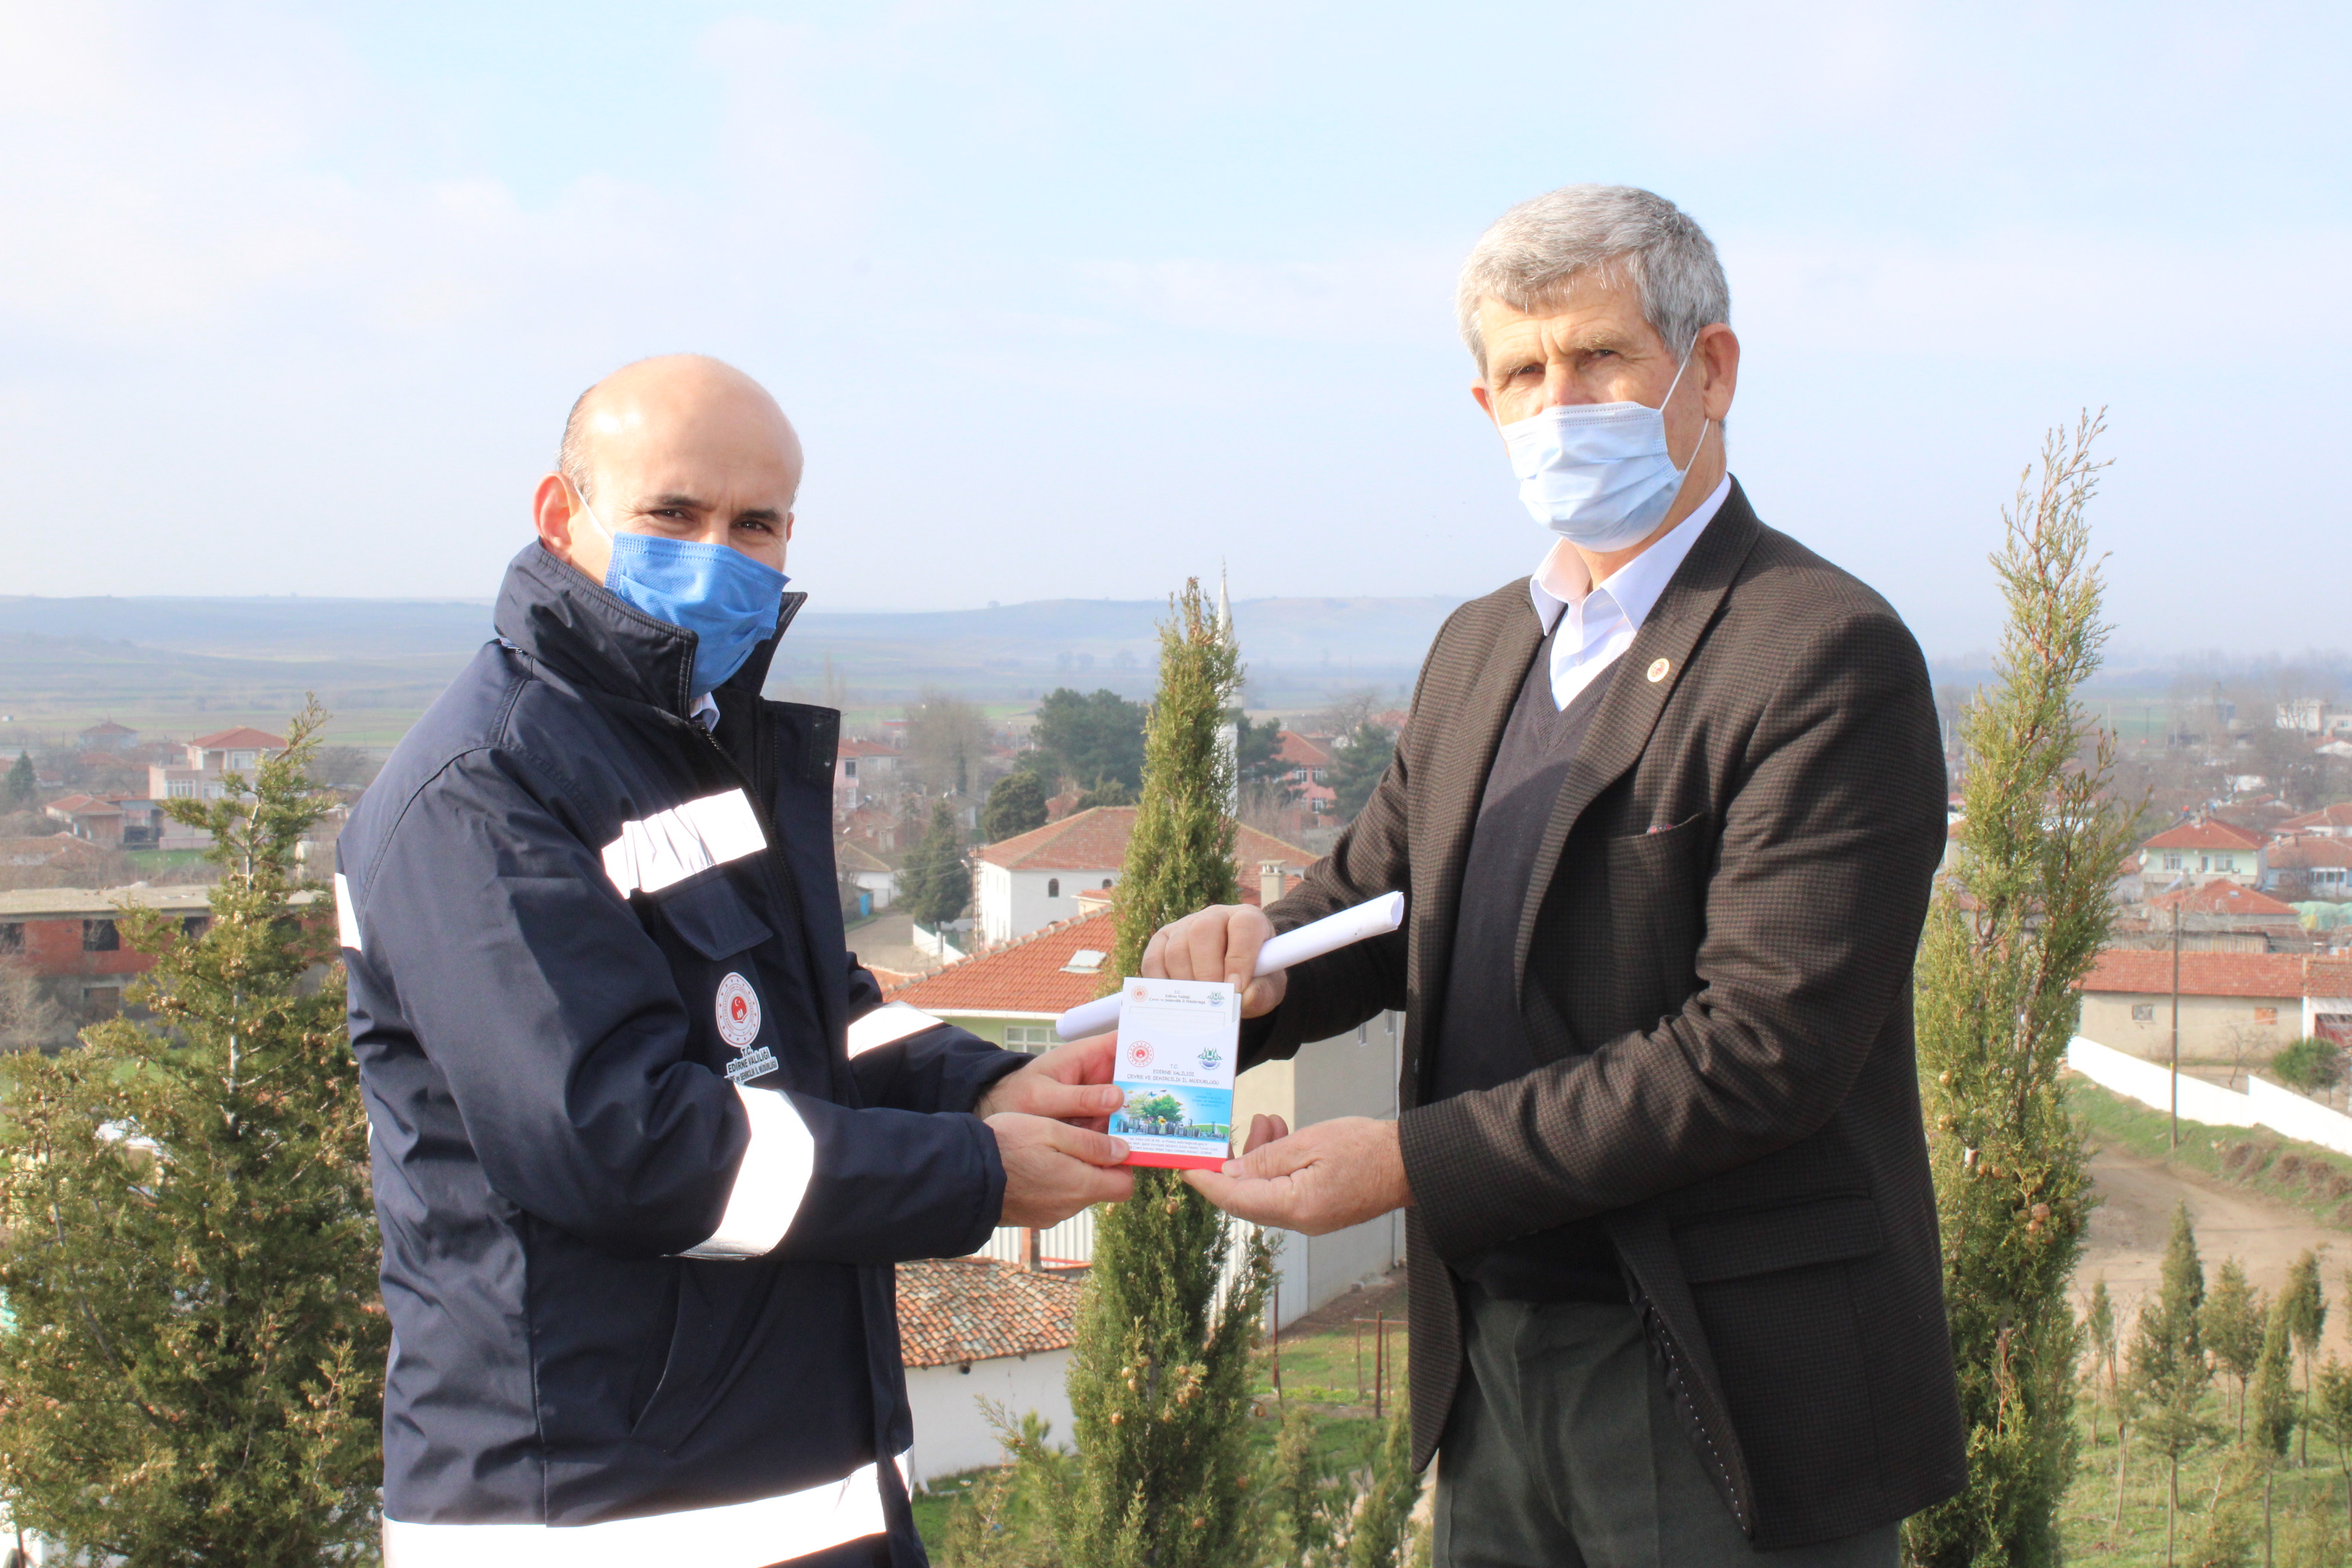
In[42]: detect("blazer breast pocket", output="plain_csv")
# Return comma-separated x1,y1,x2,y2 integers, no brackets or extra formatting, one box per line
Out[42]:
1596,811,1710,1023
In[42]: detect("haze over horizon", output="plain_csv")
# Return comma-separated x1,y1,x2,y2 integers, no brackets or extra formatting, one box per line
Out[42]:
1,2,2344,659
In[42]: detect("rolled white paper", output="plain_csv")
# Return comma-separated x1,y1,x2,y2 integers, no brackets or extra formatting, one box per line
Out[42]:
1054,891,1406,1041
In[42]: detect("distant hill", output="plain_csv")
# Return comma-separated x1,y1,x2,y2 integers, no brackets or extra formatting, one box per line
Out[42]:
0,592,1468,740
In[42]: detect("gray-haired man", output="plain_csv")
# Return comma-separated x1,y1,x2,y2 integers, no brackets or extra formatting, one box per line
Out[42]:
1151,185,1966,1564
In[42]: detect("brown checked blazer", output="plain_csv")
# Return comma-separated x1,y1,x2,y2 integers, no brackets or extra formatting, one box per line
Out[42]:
1242,481,1967,1549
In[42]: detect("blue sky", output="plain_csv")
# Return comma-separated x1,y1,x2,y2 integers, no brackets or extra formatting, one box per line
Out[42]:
1,1,2344,656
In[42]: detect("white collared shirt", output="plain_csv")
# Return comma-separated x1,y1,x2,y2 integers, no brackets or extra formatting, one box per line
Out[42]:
691,692,721,733
1525,476,1730,711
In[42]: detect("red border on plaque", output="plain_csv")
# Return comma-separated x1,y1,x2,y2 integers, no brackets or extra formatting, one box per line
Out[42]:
1124,1149,1227,1171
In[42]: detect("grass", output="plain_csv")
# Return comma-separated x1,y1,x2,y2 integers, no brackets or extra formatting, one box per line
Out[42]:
2064,1382,2352,1564
2075,1078,2352,1231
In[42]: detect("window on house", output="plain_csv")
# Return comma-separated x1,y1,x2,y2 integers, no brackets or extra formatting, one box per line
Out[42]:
1004,1024,1056,1052
2162,853,2181,870
2132,1003,2155,1023
1047,878,1060,898
83,919,119,953
181,916,208,940
0,923,19,953
1101,878,1114,890
844,759,857,778
2255,1007,2279,1027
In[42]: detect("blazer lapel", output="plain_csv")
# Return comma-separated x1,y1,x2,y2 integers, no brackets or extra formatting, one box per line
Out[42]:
1510,484,1766,1021
1407,594,1545,1105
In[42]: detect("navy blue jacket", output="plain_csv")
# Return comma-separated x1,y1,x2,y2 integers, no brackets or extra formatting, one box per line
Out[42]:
339,544,1021,1566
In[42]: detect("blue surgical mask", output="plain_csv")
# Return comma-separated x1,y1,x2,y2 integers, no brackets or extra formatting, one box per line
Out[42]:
1499,350,1710,553
573,488,789,698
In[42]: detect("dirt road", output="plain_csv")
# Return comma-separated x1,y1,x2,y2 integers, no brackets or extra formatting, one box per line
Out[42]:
2082,1145,2352,1354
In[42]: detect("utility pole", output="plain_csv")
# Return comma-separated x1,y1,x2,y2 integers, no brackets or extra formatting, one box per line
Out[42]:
2170,900,2183,1149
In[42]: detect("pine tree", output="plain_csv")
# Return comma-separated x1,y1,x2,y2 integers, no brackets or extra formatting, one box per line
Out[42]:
2,752,32,811
2284,1250,2327,1466
902,801,972,931
2131,1201,2216,1567
2207,1258,2266,1437
1035,579,1274,1568
982,770,1049,842
0,701,385,1563
1908,414,2138,1567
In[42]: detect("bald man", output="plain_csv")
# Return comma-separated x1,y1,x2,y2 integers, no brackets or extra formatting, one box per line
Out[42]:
338,356,1133,1567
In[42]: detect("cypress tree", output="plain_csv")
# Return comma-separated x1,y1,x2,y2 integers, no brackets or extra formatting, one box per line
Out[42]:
0,701,385,1563
2130,1201,2215,1566
2284,1250,2327,1466
1908,415,2140,1567
2250,1296,2297,1564
3,752,33,811
2205,1257,2264,1436
902,801,972,932
2088,1276,2118,1448
1046,579,1273,1568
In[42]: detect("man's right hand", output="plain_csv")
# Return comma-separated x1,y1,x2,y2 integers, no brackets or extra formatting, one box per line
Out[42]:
989,1113,1135,1228
1141,903,1288,1018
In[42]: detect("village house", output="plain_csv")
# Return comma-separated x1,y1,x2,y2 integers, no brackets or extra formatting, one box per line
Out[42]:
0,884,217,1037
2077,950,2352,1060
2265,834,2352,900
832,737,901,816
2139,816,2269,889
894,1257,1084,1491
837,841,899,917
2281,802,2352,839
147,726,286,851
969,806,1314,946
1272,730,1339,818
44,794,126,848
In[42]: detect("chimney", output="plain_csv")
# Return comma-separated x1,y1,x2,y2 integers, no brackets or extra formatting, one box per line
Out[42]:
1023,1227,1043,1273
1259,861,1287,906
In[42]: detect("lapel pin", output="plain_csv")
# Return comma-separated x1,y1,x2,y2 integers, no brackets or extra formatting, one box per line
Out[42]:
1646,658,1670,683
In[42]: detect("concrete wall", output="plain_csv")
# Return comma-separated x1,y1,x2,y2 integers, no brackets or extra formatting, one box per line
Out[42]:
903,1348,1076,1490
2068,1034,2352,1158
2079,990,2301,1062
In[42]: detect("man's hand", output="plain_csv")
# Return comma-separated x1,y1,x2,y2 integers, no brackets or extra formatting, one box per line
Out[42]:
1143,903,1287,1018
974,1033,1124,1128
1182,1116,1412,1235
990,1113,1135,1228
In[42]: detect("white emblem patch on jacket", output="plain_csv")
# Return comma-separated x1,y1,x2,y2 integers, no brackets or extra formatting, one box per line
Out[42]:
717,972,778,1084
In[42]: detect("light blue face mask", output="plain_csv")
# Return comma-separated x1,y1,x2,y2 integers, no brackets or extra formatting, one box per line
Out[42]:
1498,349,1710,553
572,488,789,698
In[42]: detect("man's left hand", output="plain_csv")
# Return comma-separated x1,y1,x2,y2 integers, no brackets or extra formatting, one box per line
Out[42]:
1183,1115,1413,1235
974,1033,1124,1130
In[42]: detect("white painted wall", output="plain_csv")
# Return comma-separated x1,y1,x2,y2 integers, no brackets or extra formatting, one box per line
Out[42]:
2068,1033,2352,1159
977,862,1121,946
903,1349,1075,1490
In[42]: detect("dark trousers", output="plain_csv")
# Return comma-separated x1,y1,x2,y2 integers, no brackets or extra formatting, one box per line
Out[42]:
1434,1291,1900,1568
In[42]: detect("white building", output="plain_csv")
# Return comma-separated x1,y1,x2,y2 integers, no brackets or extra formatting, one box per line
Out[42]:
896,1257,1083,1490
971,806,1314,948
147,726,286,851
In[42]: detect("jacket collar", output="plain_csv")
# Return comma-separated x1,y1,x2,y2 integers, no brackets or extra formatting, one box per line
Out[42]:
492,542,808,721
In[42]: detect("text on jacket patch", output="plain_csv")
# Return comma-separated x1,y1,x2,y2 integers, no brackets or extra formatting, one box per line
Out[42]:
717,972,779,1083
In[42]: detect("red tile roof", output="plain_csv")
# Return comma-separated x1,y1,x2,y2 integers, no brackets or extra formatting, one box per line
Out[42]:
2080,949,2313,999
974,806,1313,874
2142,818,2268,852
838,739,899,757
190,726,286,750
1275,731,1333,768
888,910,1121,1016
2282,803,2352,832
895,1257,1083,1368
2149,882,2299,917
2270,836,2352,870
